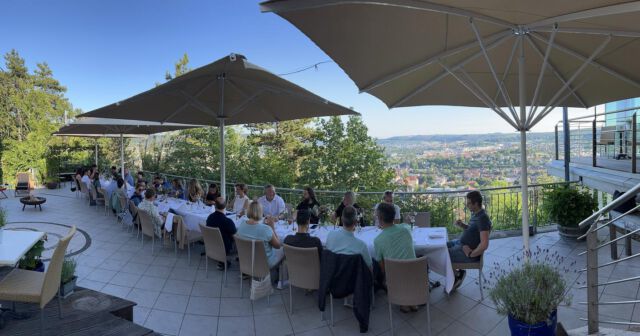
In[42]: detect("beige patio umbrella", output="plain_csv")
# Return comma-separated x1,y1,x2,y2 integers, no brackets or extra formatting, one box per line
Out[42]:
55,118,199,185
78,53,358,198
260,0,640,253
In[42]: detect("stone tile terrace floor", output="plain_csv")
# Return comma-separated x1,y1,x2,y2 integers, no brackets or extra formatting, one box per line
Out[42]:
3,187,640,335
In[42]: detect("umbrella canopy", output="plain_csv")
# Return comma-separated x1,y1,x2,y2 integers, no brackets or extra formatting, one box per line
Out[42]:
260,0,640,252
55,118,198,184
78,54,359,197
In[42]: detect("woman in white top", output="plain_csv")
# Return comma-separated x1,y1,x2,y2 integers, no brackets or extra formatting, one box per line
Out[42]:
233,183,250,216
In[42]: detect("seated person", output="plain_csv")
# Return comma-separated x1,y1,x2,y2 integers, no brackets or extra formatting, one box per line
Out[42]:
206,197,237,270
110,166,119,178
373,202,416,312
258,184,286,224
296,187,321,224
187,179,204,202
333,191,363,226
232,183,250,216
136,171,147,185
130,182,146,206
237,201,284,274
284,209,323,259
326,205,372,269
373,190,401,225
123,168,134,187
137,188,165,238
204,183,221,206
111,178,127,213
81,169,96,206
448,190,491,291
171,179,186,200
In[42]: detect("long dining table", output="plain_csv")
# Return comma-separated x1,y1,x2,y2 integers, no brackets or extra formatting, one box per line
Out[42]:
159,197,455,292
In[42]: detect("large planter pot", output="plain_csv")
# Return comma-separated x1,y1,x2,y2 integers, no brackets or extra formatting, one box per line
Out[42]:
508,309,557,336
557,224,589,241
46,182,58,189
59,276,77,298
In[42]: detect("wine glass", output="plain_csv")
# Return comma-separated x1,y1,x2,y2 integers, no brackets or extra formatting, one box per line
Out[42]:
410,211,417,230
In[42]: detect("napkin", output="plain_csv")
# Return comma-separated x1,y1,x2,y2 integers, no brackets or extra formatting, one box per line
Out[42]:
164,212,174,232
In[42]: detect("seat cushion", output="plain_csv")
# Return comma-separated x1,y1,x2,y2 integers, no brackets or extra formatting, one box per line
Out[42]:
0,268,45,304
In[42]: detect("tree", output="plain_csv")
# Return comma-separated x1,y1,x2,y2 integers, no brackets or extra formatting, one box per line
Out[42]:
0,50,72,183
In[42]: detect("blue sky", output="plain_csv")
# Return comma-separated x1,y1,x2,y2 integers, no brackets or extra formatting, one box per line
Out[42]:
1,0,596,138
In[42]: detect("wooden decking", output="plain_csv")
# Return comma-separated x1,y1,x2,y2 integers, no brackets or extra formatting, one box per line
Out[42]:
0,287,159,336
572,156,640,173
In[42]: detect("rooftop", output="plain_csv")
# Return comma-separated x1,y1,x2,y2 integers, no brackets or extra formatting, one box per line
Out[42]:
3,187,640,335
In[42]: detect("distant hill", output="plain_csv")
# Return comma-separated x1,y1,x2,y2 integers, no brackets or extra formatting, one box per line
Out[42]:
378,132,555,144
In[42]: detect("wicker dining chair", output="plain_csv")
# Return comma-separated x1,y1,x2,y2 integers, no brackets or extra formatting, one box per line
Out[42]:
283,244,321,317
234,235,271,301
0,226,76,335
385,256,430,336
200,224,229,285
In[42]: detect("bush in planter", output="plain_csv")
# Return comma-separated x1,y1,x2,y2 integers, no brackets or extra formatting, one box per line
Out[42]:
542,186,598,227
18,239,45,271
60,258,77,297
488,247,574,335
44,177,59,189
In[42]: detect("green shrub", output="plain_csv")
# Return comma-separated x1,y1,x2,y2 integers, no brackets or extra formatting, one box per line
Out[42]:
542,186,598,227
61,258,77,284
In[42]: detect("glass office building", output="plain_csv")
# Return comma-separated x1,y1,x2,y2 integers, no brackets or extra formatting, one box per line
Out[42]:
605,98,640,126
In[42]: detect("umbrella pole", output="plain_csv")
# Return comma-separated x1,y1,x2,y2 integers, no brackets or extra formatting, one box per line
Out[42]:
120,133,125,189
95,140,99,167
219,119,226,200
518,36,530,255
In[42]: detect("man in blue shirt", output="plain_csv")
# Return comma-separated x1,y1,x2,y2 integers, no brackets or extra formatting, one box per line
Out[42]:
449,190,492,291
326,205,372,269
130,182,145,206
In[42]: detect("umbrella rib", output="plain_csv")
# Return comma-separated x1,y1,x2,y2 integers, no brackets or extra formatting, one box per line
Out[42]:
440,62,519,130
529,79,589,129
532,26,640,38
390,33,512,108
530,32,640,90
457,68,518,128
527,25,558,121
161,78,218,124
260,0,516,29
469,18,520,127
492,36,519,109
524,35,587,109
179,90,218,118
360,29,512,93
527,1,640,30
226,90,266,119
532,35,611,124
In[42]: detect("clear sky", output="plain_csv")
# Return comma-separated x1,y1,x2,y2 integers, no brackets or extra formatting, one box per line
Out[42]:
1,0,597,138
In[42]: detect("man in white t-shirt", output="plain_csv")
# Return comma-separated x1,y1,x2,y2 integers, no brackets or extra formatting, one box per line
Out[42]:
374,190,401,225
258,184,286,223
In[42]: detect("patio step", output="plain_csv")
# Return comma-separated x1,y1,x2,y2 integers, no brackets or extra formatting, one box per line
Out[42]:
564,326,640,335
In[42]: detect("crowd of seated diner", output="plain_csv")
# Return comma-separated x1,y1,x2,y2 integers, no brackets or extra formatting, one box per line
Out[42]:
77,167,491,332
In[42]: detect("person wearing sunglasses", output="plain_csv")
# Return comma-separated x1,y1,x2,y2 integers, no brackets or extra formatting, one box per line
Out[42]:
130,182,146,206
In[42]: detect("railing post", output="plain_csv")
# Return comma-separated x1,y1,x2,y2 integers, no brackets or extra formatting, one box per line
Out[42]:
555,125,559,160
633,113,637,173
586,225,599,334
592,119,597,167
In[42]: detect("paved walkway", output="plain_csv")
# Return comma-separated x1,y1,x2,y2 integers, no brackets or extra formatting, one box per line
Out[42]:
2,187,640,335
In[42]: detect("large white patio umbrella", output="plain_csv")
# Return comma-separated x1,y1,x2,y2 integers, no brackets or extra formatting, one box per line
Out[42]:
55,118,198,185
78,54,358,198
260,0,640,251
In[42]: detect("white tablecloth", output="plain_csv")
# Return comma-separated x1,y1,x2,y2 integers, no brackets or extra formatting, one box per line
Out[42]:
168,198,455,293
100,179,133,200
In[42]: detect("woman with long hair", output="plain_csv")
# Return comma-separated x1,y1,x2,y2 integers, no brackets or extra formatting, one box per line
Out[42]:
296,186,321,224
187,179,204,202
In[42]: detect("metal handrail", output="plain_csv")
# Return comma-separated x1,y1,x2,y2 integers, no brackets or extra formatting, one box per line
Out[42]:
578,181,640,228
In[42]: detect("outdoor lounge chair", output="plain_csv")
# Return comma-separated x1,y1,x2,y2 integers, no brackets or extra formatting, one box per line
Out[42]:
0,226,76,335
14,172,33,197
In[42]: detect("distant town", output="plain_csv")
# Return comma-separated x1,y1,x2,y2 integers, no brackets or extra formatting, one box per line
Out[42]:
379,132,558,191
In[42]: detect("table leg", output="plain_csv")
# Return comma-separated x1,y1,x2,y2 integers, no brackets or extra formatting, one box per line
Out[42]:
39,204,42,211
22,204,25,211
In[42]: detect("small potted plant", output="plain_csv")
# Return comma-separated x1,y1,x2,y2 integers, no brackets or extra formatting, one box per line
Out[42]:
45,177,59,190
60,258,77,298
543,185,598,240
488,247,573,335
19,239,46,272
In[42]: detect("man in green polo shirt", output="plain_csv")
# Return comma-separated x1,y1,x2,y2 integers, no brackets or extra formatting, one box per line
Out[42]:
374,202,416,312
